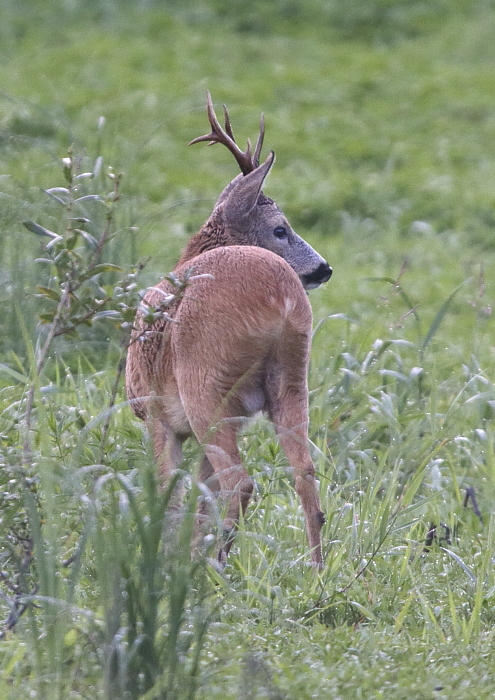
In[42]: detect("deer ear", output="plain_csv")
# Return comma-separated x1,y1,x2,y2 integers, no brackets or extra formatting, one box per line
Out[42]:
214,172,244,210
223,151,275,222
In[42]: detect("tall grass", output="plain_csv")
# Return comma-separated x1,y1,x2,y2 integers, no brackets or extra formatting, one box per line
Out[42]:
0,150,213,699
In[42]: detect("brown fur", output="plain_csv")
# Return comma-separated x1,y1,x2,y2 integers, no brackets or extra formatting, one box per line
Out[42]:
179,209,229,264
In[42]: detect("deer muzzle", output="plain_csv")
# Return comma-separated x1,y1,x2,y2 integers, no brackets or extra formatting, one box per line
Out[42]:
301,261,332,290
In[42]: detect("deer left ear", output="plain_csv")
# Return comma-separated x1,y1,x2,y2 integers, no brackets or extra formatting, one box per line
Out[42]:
223,151,275,222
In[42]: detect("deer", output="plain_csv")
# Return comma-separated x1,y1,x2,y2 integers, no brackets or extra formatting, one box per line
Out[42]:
126,92,332,568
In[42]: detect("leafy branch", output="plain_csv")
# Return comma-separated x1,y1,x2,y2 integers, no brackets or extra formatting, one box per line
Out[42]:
21,148,183,458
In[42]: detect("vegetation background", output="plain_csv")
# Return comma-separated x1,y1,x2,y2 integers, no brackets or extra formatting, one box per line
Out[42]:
1,0,495,697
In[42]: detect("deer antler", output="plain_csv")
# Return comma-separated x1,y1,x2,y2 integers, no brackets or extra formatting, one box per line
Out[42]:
189,90,265,175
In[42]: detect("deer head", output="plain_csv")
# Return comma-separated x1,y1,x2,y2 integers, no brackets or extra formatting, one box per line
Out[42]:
188,92,332,290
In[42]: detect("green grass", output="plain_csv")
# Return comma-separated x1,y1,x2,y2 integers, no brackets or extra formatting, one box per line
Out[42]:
1,1,495,697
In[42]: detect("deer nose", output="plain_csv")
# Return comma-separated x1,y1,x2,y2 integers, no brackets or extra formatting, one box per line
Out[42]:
301,262,332,289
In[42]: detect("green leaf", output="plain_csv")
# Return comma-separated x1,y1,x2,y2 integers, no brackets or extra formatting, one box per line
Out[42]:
36,286,61,302
93,155,103,177
61,327,79,339
78,230,99,250
69,217,91,224
23,220,60,239
421,281,468,356
78,263,123,282
365,276,397,284
45,187,70,195
93,310,122,321
73,172,93,181
394,593,415,632
44,188,69,205
348,600,377,621
75,194,103,203
441,547,477,582
0,363,29,384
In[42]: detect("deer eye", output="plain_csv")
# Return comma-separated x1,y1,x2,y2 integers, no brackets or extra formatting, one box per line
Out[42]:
273,226,287,239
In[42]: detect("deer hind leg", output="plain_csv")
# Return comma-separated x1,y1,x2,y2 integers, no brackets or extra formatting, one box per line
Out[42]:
183,402,253,562
205,420,254,563
198,455,221,514
268,368,325,569
194,455,222,552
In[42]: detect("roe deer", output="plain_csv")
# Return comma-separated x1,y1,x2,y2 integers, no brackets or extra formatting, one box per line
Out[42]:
126,92,332,567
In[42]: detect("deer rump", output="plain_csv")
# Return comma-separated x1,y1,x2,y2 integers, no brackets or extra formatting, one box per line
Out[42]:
173,245,311,426
129,244,312,442
127,245,323,565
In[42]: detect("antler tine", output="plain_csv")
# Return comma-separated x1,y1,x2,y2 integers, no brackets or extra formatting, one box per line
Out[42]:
222,103,236,142
187,91,225,147
188,91,264,175
222,102,254,166
253,113,265,168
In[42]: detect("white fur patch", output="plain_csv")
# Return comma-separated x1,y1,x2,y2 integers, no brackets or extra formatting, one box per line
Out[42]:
240,386,266,415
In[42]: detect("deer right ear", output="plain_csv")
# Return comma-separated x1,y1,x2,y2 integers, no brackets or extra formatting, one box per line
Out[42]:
223,152,275,222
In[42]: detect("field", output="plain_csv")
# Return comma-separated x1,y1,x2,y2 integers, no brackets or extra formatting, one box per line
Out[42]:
1,1,495,697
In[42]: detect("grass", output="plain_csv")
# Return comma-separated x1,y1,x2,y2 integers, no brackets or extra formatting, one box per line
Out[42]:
1,1,495,697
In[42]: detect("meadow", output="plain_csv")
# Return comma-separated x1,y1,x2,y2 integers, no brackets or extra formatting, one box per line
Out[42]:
1,1,495,697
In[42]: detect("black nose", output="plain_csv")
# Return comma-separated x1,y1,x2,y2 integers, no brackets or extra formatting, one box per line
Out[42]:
301,262,332,288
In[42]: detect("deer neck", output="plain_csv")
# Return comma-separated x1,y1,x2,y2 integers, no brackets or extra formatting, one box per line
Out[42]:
176,208,233,266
